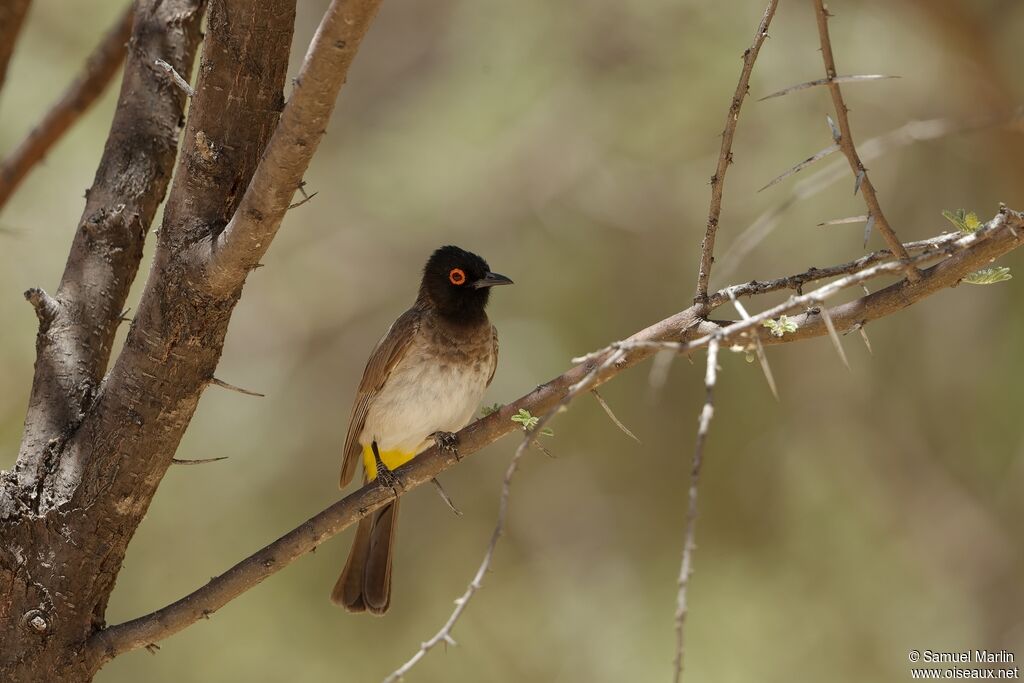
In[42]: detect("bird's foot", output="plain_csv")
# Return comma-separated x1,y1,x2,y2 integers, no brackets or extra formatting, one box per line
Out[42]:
432,431,461,460
372,442,403,498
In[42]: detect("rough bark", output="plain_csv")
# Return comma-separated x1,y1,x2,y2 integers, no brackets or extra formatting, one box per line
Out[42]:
0,1,206,680
11,0,204,511
0,1,299,679
0,0,385,679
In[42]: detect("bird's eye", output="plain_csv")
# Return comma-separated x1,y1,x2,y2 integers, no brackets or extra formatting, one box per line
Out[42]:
449,268,466,285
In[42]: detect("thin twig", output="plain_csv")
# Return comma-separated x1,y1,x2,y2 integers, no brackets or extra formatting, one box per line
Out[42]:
24,287,60,326
811,0,919,279
0,0,32,95
694,0,780,304
154,58,195,96
577,210,1018,366
0,4,133,212
717,113,1021,283
708,232,960,307
673,337,720,683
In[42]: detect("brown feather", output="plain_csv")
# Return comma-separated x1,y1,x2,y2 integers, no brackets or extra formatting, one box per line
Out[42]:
486,325,499,388
331,499,399,615
339,305,424,488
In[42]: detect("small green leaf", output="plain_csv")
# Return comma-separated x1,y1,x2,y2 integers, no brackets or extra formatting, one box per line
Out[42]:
511,408,554,437
942,208,983,234
511,408,540,431
963,267,1012,285
480,403,502,417
762,314,799,338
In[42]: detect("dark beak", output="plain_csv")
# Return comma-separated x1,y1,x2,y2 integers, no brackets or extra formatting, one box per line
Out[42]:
472,271,514,289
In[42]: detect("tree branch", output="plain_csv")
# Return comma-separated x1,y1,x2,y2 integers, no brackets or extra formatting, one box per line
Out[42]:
694,0,779,304
205,0,385,293
717,112,1022,282
811,0,919,280
90,208,1023,660
11,0,205,510
673,337,720,683
0,1,309,677
0,0,31,94
0,4,132,212
158,0,296,257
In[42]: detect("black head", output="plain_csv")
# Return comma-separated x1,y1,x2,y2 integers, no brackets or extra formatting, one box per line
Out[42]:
419,245,513,322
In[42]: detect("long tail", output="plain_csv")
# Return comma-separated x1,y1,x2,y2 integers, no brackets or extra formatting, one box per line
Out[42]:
331,499,399,615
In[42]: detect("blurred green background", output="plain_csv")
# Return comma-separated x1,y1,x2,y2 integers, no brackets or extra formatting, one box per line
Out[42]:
2,0,1023,681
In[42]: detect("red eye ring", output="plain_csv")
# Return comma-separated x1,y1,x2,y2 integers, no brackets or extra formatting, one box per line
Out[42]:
449,268,466,285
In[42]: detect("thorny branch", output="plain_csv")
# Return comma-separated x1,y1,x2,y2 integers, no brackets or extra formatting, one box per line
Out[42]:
811,0,919,280
694,0,780,304
2,0,1020,678
717,112,1023,282
90,208,1023,661
673,338,720,683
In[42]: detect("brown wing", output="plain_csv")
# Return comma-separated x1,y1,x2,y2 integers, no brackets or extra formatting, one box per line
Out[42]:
339,305,423,488
486,324,499,388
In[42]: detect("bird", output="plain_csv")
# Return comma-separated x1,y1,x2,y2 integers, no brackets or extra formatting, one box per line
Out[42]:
331,245,512,614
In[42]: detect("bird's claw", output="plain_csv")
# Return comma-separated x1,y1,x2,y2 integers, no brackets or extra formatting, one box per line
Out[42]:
432,431,461,460
371,442,403,497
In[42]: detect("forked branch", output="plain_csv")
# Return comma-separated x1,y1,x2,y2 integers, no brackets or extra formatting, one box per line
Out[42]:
90,208,1023,661
811,0,920,280
206,0,384,293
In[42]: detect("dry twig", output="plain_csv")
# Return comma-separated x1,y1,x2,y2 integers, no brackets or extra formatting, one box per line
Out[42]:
694,0,780,303
673,338,720,683
154,57,194,96
0,5,133,212
811,0,918,279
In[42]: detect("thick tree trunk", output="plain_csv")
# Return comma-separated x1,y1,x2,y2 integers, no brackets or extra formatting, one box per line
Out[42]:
0,0,296,679
0,1,206,679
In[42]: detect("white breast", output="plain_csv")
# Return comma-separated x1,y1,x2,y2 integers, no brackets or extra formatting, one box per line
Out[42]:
359,349,492,455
